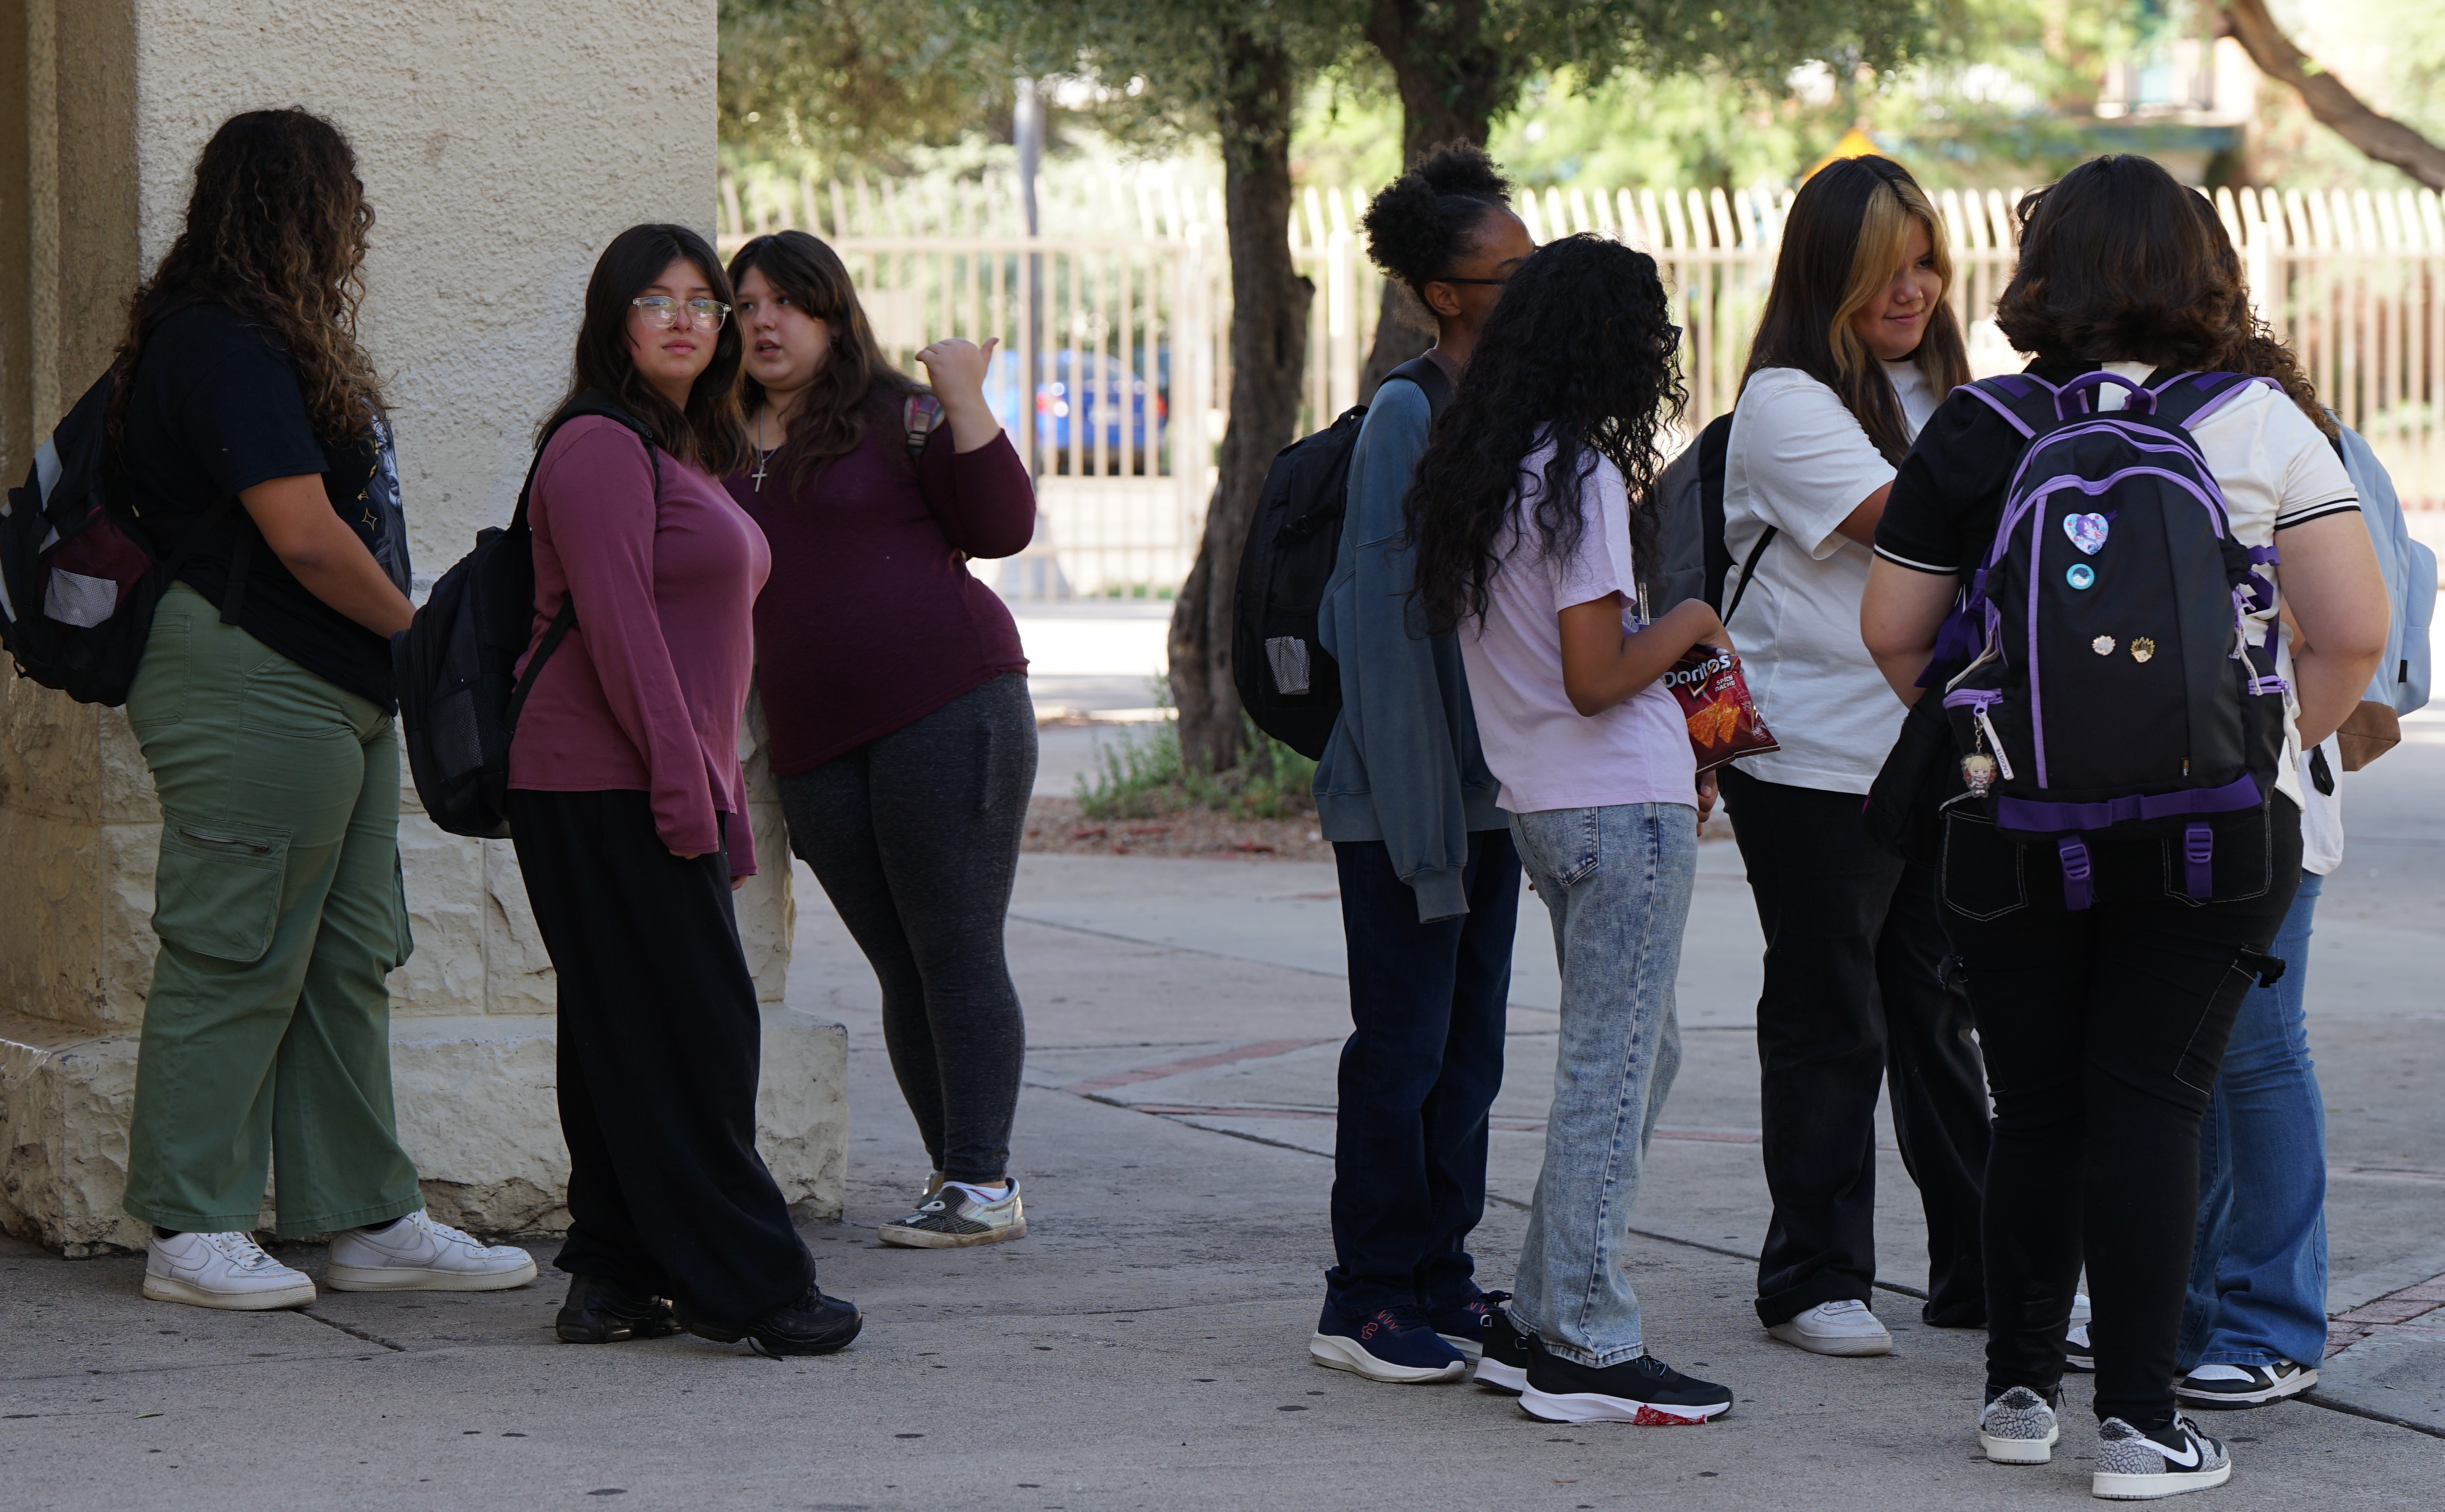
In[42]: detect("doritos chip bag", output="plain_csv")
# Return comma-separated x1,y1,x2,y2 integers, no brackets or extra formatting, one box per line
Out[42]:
1663,646,1778,774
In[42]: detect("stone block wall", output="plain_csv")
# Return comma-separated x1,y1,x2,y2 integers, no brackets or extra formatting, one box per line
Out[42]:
0,0,845,1254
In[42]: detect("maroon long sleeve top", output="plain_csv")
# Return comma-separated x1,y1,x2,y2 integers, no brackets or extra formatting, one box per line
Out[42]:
508,417,771,877
728,412,1036,774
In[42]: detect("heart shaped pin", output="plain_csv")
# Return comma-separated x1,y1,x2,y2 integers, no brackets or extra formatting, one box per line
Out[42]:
2063,512,2110,556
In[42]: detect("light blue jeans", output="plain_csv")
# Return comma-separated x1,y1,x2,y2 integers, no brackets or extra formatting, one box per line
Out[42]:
2178,872,2328,1371
1507,802,1695,1367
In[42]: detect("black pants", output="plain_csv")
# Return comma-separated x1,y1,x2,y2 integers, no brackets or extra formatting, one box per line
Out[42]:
1940,799,2301,1428
1722,767,1992,1326
777,673,1036,1185
1326,830,1521,1318
508,790,815,1328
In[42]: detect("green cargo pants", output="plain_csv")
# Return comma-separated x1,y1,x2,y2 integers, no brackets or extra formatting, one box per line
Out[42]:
121,582,425,1235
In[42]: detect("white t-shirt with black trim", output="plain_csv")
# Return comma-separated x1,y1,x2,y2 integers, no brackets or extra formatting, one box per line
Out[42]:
1721,361,1936,794
1875,358,2359,810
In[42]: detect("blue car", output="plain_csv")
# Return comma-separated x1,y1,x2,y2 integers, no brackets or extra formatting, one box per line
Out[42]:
987,348,1168,474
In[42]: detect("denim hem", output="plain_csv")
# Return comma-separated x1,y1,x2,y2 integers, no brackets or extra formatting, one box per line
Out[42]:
1540,1338,1647,1370
2195,1349,2304,1369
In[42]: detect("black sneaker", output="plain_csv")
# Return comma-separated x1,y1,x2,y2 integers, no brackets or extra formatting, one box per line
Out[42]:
677,1285,863,1357
1519,1340,1733,1425
2065,1322,2094,1373
2176,1359,2317,1409
1426,1289,1512,1363
1473,1306,1534,1394
555,1275,680,1344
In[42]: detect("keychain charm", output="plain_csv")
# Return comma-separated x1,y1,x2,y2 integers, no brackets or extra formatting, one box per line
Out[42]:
1961,750,1998,796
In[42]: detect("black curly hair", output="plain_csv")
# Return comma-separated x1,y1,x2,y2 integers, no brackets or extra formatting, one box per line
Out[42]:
1361,142,1515,299
1407,235,1687,636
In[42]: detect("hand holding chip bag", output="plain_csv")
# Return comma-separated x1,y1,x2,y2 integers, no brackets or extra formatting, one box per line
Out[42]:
1663,646,1779,774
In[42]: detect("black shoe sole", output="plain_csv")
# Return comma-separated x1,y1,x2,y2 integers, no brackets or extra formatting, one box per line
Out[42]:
746,1310,863,1357
556,1311,682,1344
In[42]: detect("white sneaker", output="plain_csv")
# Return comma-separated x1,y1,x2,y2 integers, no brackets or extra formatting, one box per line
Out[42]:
1766,1299,1893,1356
143,1230,316,1311
325,1210,538,1292
2071,1291,2093,1327
878,1177,1027,1248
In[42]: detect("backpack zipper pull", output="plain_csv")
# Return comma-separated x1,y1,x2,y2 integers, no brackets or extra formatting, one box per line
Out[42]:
1975,705,2017,782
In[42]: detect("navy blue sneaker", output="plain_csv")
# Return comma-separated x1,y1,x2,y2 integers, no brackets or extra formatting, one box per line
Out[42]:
1309,1300,1466,1383
1426,1289,1512,1363
1474,1305,1534,1394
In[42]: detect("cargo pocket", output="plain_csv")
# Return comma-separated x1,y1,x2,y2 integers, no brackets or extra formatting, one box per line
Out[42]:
2173,951,2267,1097
153,821,291,963
1939,806,2027,921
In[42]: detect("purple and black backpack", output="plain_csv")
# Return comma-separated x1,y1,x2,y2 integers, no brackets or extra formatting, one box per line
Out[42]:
1938,370,2288,909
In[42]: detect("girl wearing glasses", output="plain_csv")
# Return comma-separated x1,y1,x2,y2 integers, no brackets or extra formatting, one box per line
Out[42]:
505,223,861,1357
722,230,1037,1249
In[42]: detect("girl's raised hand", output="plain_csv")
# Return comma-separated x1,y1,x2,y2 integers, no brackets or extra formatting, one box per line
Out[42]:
915,336,998,404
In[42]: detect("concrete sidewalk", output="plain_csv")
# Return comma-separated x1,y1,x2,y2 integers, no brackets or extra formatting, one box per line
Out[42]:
5,721,2443,1509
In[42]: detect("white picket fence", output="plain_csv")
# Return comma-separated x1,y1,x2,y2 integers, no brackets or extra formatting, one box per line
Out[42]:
718,167,2445,600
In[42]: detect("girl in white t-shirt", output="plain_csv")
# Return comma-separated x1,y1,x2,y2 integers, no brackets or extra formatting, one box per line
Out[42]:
1860,153,2387,1497
1715,156,1992,1363
1408,234,1734,1427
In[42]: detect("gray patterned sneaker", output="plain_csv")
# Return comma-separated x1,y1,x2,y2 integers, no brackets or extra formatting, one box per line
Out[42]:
2092,1415,2232,1500
878,1177,1026,1249
1980,1385,2062,1464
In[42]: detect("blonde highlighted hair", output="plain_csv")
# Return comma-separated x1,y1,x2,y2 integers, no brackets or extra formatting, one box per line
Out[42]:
1742,155,1970,463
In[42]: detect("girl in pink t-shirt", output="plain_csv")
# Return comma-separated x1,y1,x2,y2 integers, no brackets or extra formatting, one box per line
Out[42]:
1407,234,1733,1425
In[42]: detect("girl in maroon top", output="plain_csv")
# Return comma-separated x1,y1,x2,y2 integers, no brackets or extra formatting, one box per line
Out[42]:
725,231,1038,1248
506,224,859,1358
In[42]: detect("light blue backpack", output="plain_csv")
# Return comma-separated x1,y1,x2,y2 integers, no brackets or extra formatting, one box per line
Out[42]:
2336,424,2434,720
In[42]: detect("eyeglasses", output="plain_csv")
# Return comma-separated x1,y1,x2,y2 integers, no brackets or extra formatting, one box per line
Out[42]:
632,295,730,330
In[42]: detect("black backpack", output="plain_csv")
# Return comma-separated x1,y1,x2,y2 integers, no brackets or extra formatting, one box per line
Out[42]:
395,393,659,839
0,348,258,706
1232,355,1452,760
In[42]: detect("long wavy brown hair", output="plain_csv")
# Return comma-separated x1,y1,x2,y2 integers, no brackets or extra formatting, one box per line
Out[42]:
1996,154,2334,437
726,229,919,485
107,109,383,447
1741,156,1970,464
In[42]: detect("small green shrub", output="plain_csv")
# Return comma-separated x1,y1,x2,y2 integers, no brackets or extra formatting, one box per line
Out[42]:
1075,690,1316,822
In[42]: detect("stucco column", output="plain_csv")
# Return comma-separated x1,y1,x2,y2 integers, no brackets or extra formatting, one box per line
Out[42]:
0,0,844,1254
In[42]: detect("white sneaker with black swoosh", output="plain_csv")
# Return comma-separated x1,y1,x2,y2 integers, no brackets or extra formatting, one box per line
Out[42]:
2092,1414,2232,1500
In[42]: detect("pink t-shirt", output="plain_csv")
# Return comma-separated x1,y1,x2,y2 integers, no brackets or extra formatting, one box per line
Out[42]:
1457,441,1697,816
507,417,771,876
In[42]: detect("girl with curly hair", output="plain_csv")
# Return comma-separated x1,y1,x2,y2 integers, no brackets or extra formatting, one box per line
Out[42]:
1716,156,1992,1359
1303,144,1536,1387
1862,153,2387,1496
1407,233,1735,1426
115,110,534,1308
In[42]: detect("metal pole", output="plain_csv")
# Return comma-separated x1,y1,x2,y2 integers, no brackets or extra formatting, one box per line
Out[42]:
1015,78,1044,481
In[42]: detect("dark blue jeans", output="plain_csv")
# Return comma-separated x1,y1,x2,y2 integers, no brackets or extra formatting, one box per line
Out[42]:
1326,830,1521,1318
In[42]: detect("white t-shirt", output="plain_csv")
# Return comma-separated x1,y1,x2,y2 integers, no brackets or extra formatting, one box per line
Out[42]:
1721,361,1937,794
1458,441,1698,815
2093,362,2359,808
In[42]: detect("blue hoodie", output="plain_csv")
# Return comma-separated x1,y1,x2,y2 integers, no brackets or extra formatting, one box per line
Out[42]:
1311,373,1506,923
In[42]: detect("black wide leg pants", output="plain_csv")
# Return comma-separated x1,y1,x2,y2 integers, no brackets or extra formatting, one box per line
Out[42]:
1722,766,1993,1328
509,789,815,1328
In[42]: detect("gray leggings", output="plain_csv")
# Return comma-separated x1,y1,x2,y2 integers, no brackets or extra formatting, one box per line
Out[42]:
776,673,1037,1184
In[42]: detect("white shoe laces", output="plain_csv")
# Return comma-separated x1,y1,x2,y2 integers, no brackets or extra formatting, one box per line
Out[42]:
203,1231,283,1272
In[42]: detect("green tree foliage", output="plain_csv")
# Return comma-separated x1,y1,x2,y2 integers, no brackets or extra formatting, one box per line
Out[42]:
718,0,1009,175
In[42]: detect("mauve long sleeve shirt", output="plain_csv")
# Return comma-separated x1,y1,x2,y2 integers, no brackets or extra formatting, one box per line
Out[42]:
508,417,771,877
728,413,1035,774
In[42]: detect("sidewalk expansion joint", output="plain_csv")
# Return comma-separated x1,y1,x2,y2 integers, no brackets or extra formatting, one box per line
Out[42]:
299,1309,407,1353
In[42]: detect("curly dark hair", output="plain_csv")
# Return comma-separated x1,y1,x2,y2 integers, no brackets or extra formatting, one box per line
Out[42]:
1407,235,1687,635
1996,154,2333,437
727,229,920,486
108,109,383,448
555,224,753,475
1361,142,1514,300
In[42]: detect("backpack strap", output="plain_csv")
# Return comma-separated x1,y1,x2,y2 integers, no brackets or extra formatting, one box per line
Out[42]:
1957,374,2061,439
904,393,944,461
2148,372,2283,432
1381,354,1454,419
502,392,661,734
1723,526,1777,626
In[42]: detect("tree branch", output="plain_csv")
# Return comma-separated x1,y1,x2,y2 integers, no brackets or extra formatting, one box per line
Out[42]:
2221,0,2445,191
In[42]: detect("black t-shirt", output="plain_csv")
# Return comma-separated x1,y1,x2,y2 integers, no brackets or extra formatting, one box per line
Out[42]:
119,302,409,710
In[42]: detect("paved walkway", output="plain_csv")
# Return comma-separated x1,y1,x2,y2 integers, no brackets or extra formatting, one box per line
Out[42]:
5,709,2443,1508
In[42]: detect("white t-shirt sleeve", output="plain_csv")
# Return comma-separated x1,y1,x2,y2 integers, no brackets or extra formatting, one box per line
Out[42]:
1728,369,1896,560
2265,401,2359,528
1550,453,1640,611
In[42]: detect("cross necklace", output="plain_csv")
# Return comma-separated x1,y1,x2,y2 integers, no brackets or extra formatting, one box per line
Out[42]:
752,410,775,491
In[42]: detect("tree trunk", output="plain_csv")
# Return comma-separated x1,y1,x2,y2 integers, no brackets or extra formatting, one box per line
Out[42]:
2221,0,2445,191
1165,29,1313,777
1356,0,1506,399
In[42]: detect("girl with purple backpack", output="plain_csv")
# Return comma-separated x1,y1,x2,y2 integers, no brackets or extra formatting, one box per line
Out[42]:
1860,155,2387,1499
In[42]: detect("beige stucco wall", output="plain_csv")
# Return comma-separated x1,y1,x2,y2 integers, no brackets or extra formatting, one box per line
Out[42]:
0,0,841,1252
